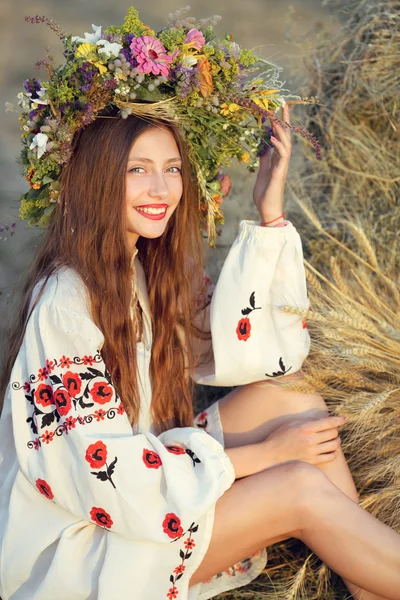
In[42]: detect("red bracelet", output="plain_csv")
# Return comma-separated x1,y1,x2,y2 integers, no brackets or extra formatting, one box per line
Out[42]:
260,213,286,226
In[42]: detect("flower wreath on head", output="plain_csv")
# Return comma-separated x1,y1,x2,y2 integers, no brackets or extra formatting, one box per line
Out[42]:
6,5,320,244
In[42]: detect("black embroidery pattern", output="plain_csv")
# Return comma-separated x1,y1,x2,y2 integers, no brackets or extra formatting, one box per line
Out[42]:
166,522,199,599
12,351,125,450
265,357,292,378
236,291,261,341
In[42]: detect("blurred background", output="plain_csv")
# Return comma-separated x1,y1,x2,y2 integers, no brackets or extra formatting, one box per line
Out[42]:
0,0,338,353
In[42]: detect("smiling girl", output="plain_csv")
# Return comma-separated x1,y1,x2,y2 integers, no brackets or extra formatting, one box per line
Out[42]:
1,9,400,600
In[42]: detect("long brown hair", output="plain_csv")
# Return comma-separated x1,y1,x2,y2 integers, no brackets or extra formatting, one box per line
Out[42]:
0,114,209,433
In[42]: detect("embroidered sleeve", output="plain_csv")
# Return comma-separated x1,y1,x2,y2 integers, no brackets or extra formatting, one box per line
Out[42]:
192,220,311,386
12,301,235,543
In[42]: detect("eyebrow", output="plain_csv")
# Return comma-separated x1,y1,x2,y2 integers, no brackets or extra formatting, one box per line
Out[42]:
128,157,182,163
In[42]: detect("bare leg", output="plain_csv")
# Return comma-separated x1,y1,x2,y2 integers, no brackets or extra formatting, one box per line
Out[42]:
189,461,400,598
216,377,390,600
188,461,400,599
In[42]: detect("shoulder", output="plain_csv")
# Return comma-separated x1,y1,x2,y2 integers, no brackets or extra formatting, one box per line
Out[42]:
31,267,92,320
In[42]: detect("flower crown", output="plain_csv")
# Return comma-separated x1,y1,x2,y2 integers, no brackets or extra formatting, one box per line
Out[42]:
7,6,320,242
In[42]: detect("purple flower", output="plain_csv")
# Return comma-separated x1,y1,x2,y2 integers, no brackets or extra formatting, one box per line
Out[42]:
120,47,138,67
170,65,199,98
130,36,173,76
24,78,41,99
184,28,205,51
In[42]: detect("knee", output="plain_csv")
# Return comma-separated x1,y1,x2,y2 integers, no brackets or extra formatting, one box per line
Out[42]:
281,460,334,527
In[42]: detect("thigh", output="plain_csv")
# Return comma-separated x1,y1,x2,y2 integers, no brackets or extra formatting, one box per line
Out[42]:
219,374,329,449
189,460,323,588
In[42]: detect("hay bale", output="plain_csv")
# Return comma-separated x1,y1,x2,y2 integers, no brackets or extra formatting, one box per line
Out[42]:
210,1,400,598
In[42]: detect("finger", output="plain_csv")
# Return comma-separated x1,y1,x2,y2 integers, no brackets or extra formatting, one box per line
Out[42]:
313,450,339,465
271,119,291,149
316,438,342,455
282,104,291,126
306,416,346,433
270,136,290,159
314,428,341,444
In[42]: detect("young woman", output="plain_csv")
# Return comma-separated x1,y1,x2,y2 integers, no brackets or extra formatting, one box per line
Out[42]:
0,106,400,600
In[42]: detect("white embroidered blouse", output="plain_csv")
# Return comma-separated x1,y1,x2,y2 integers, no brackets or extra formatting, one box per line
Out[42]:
0,220,310,600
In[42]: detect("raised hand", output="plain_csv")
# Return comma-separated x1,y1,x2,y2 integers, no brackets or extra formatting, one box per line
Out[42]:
252,104,292,224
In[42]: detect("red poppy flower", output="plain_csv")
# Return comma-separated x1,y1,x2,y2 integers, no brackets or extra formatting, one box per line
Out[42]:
236,317,251,341
54,388,72,416
64,416,77,430
90,506,113,529
173,564,185,575
82,355,94,365
34,384,54,407
196,411,208,423
94,409,106,421
46,359,55,373
184,537,195,550
162,513,183,539
142,449,162,469
86,441,108,469
38,367,49,381
165,446,186,455
62,371,82,398
89,380,114,405
41,430,55,444
59,355,72,369
35,478,54,500
167,587,179,600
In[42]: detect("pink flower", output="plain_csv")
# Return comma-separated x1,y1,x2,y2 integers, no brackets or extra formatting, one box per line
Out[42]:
184,28,205,51
130,36,173,76
217,173,232,197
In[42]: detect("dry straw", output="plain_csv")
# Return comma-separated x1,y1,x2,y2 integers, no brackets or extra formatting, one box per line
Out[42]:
214,0,400,598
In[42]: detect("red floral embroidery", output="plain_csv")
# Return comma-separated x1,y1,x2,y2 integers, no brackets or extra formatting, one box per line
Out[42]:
167,522,198,598
184,537,195,550
64,416,77,430
59,355,72,369
302,319,308,329
23,381,31,392
173,565,185,575
62,371,82,398
33,438,40,450
38,367,49,381
86,441,107,469
196,411,208,423
90,380,114,405
94,409,106,421
34,384,54,407
117,402,125,415
46,359,55,373
236,317,251,341
82,355,94,365
90,507,113,529
41,430,54,444
162,513,183,539
165,445,185,455
54,388,72,416
35,478,54,500
143,449,162,469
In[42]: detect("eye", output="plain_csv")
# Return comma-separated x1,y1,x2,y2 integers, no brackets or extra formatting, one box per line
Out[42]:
167,166,182,173
128,167,146,174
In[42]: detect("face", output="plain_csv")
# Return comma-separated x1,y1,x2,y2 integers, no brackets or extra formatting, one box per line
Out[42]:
125,126,183,251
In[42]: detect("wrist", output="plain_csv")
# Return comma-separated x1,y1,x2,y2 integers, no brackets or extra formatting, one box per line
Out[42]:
224,441,278,479
259,213,286,227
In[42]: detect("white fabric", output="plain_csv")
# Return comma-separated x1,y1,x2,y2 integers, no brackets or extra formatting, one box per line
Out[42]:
0,220,310,600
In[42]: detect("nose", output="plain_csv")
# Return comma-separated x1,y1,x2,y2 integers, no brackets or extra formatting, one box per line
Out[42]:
148,171,169,201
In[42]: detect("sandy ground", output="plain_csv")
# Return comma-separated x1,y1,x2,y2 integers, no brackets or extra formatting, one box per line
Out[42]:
0,0,338,351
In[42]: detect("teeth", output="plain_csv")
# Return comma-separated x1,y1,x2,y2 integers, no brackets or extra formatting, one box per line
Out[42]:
136,207,167,215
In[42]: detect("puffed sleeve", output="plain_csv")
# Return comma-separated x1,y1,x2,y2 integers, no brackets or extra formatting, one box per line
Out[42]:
11,296,235,544
192,220,311,386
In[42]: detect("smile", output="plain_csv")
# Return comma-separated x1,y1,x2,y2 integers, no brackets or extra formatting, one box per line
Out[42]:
134,206,168,220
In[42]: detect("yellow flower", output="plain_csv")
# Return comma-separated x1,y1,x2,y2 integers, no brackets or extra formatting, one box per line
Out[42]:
239,152,251,163
220,102,241,116
249,89,280,111
198,57,214,98
142,25,156,36
75,43,107,74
